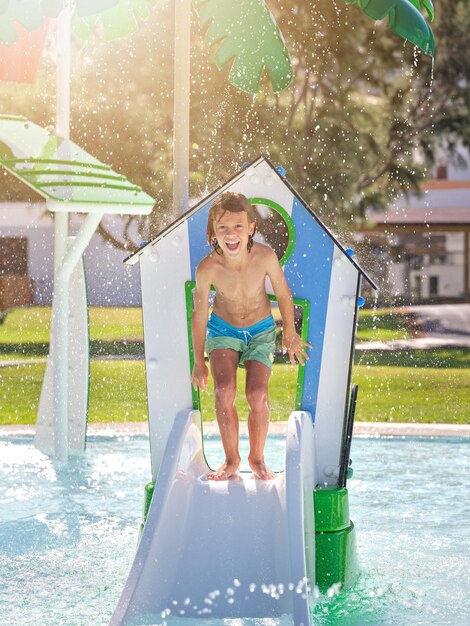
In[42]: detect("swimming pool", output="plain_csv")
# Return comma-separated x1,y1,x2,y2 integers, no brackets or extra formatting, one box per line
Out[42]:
0,433,469,626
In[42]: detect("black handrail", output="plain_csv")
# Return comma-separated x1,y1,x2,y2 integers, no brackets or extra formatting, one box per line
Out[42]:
338,384,358,488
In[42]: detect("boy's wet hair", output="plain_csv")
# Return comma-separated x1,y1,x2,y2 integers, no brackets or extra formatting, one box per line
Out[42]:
207,192,257,255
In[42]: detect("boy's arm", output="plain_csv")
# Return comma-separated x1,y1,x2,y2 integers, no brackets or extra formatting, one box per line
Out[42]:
267,250,311,366
191,263,211,390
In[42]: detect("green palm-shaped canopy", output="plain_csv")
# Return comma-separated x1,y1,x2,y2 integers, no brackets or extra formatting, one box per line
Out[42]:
344,0,434,55
0,0,435,93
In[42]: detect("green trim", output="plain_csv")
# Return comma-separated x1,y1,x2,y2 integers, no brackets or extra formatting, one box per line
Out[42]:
185,280,200,410
34,181,141,191
185,281,309,413
21,169,126,181
3,158,112,171
143,481,155,523
247,197,296,266
0,114,27,122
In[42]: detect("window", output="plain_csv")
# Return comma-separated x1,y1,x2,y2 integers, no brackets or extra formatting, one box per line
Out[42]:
436,164,448,180
429,276,439,296
248,198,295,265
0,237,28,275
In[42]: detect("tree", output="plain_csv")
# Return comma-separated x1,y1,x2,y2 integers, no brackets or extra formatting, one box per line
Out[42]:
1,0,467,249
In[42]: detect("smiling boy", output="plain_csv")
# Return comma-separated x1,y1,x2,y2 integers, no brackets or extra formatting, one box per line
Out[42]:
191,192,310,481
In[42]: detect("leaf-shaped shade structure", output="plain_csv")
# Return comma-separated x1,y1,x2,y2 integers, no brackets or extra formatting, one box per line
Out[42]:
343,0,434,56
0,0,158,44
193,0,293,94
72,0,160,41
406,0,434,22
0,0,62,45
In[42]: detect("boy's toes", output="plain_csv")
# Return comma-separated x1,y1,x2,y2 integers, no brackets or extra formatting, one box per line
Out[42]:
249,459,276,480
207,460,240,481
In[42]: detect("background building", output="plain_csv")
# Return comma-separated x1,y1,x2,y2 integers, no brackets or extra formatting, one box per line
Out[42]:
0,203,142,311
358,146,470,304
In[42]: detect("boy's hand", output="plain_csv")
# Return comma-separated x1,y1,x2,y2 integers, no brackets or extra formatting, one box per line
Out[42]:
283,333,312,366
191,361,209,391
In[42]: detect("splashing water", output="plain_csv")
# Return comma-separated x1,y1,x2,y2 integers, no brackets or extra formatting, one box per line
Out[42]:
1,434,469,626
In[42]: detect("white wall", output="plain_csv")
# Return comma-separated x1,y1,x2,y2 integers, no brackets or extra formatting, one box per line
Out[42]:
0,202,142,306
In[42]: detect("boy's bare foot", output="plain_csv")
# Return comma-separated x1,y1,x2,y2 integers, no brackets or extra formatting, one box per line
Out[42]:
207,458,240,481
248,457,276,480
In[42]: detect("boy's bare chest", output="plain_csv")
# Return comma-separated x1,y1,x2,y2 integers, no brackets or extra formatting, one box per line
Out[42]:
213,265,267,301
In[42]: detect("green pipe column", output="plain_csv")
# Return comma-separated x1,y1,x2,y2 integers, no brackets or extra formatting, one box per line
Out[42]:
314,487,359,592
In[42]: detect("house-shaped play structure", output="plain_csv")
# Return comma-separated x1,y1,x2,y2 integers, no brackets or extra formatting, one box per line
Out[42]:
126,156,376,485
109,157,377,626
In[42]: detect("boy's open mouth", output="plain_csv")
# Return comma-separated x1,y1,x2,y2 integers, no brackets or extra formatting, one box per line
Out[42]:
225,240,240,253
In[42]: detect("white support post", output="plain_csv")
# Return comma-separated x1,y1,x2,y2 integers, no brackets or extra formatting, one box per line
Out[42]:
54,0,72,267
51,0,74,462
173,0,191,216
53,212,104,462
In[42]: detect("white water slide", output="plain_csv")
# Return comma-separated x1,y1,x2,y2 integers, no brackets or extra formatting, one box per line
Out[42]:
109,410,317,626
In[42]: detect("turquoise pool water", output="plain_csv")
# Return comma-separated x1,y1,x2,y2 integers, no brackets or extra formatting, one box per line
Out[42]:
0,433,469,626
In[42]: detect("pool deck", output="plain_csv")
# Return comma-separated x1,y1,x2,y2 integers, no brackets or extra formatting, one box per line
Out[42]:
1,421,469,438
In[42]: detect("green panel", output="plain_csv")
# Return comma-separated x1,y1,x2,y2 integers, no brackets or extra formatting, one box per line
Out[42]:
0,117,155,209
343,0,434,56
193,0,293,93
185,280,309,412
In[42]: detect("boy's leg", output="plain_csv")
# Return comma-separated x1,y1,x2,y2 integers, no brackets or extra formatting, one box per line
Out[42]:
208,348,241,480
244,360,276,480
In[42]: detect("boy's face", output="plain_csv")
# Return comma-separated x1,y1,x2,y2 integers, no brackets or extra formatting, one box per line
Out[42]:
213,210,255,257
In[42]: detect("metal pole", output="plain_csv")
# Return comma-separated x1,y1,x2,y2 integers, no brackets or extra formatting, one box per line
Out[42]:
52,0,72,461
173,0,191,216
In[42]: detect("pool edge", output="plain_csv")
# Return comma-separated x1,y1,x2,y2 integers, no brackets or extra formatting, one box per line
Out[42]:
1,421,469,438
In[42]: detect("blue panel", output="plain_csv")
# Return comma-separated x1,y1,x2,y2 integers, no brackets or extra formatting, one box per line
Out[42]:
283,197,334,420
188,200,213,277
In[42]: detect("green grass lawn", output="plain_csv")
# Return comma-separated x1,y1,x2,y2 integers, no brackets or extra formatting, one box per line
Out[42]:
355,307,415,342
1,360,468,426
1,305,468,426
0,306,144,359
1,305,416,354
0,306,144,344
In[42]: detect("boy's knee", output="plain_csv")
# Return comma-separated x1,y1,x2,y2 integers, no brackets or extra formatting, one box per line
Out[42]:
246,386,269,413
215,384,236,407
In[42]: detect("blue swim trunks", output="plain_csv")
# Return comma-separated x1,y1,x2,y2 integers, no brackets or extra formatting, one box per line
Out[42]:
205,313,276,369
